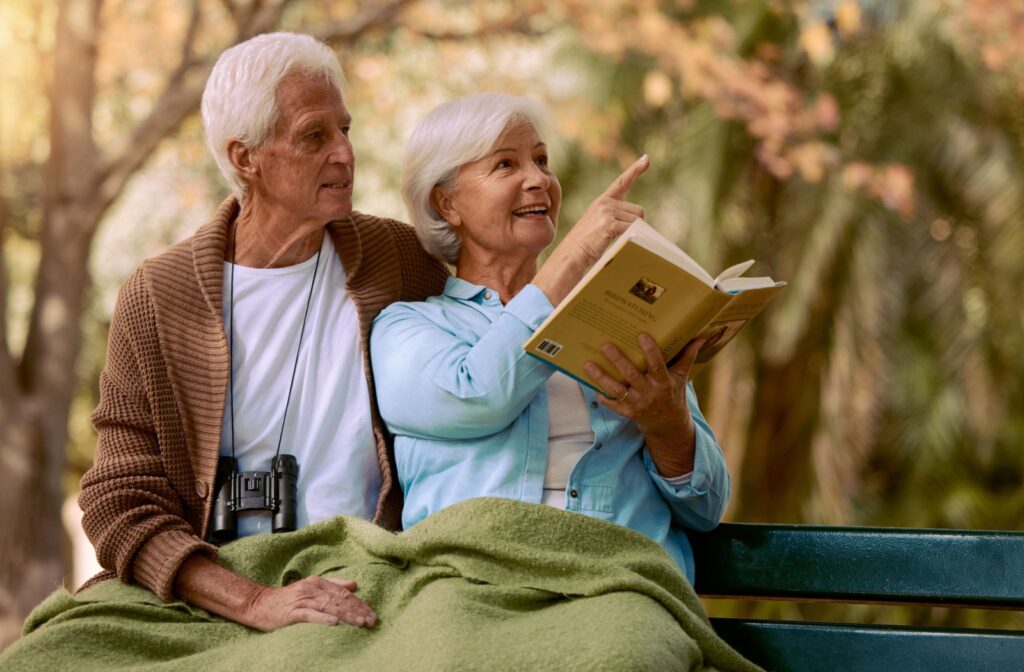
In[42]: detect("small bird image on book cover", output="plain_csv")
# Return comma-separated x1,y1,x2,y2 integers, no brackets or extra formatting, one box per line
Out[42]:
524,218,785,395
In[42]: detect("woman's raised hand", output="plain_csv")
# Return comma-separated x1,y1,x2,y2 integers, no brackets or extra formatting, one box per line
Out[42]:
561,154,650,267
534,154,650,307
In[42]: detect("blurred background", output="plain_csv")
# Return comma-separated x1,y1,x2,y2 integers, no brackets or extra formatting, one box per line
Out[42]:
2,0,1023,650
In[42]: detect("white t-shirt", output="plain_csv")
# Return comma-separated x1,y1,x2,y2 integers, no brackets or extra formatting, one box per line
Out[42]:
542,372,596,508
219,235,380,537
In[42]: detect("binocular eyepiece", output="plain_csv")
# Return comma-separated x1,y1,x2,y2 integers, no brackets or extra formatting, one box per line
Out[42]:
209,454,299,543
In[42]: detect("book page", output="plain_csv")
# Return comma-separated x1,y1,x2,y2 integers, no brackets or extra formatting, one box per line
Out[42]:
714,259,755,285
688,283,786,377
625,219,716,287
717,276,782,292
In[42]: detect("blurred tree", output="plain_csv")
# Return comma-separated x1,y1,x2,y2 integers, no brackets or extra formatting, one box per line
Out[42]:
553,0,1024,528
557,0,1024,629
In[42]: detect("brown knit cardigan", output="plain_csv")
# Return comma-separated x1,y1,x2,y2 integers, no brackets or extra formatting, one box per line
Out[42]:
79,198,449,601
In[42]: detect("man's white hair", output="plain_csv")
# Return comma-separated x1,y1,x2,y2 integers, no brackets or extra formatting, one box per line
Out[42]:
201,32,347,201
402,93,555,264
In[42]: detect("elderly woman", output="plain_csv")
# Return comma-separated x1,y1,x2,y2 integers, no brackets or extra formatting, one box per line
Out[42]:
370,94,730,583
75,33,447,630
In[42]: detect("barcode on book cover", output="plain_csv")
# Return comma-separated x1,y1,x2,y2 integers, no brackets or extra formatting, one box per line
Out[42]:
536,339,563,356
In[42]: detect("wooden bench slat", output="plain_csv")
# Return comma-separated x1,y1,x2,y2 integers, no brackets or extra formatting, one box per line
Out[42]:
691,524,1024,607
710,618,1024,672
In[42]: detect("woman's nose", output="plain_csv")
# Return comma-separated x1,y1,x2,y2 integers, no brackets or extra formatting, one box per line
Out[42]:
523,162,549,190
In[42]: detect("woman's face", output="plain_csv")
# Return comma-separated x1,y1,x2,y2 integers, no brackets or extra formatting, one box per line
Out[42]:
435,121,562,260
243,72,355,225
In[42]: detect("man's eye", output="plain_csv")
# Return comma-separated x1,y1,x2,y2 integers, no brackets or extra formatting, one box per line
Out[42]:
536,155,548,166
341,126,351,136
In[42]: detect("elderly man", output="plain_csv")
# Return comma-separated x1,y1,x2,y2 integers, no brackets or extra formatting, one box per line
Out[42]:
75,32,447,630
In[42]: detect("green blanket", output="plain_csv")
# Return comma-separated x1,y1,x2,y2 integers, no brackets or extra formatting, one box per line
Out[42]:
1,498,761,672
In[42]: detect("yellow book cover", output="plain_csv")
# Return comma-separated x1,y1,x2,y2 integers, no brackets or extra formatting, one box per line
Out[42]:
523,219,785,394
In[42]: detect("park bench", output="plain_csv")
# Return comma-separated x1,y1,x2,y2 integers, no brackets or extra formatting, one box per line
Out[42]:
690,523,1024,672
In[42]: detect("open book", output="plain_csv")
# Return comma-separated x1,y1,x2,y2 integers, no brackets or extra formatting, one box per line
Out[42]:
523,218,785,394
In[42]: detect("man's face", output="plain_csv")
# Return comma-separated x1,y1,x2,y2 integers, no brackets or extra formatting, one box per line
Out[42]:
247,71,355,224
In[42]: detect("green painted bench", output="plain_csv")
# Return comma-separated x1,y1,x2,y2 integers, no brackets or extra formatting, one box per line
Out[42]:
690,523,1024,672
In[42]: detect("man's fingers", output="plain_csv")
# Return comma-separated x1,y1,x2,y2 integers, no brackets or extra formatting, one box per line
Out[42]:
324,577,358,591
326,593,376,628
603,154,650,200
303,577,377,627
336,609,375,628
306,593,377,627
291,608,340,627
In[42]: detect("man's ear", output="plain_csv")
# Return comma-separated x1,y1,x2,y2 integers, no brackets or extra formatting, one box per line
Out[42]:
227,140,259,183
430,185,461,228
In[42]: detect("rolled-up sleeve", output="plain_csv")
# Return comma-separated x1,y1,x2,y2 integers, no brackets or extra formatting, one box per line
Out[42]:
643,383,731,532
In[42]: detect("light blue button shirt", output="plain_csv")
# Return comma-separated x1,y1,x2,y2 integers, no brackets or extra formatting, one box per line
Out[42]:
371,276,730,583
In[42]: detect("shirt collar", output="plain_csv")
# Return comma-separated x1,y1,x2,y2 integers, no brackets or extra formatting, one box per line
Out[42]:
442,275,491,301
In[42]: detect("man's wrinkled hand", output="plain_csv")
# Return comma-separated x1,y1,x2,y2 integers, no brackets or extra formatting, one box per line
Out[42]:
242,576,377,631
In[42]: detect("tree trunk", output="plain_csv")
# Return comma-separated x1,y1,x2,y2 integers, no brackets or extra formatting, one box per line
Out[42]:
0,404,68,651
0,0,101,649
0,210,100,652
735,353,822,523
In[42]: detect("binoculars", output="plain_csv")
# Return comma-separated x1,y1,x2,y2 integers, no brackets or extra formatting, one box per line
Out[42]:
209,454,298,543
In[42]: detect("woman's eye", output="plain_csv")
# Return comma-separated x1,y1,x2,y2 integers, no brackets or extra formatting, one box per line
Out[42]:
496,159,513,169
536,155,548,167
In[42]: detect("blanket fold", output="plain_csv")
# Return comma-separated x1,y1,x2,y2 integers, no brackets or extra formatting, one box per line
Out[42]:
1,498,761,672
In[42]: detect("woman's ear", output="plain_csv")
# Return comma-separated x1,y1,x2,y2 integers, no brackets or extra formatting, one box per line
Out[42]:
227,140,259,183
430,185,461,228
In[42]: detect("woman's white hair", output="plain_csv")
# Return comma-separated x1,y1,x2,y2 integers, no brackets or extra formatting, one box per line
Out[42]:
402,93,555,264
201,32,346,201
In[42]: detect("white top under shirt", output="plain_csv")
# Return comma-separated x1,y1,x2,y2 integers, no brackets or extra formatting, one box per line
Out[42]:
219,235,380,537
542,373,596,508
543,372,693,509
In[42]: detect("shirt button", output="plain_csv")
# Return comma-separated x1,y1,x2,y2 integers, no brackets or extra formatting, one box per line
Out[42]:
195,479,209,499
594,443,602,450
483,291,493,300
590,401,599,408
570,489,578,498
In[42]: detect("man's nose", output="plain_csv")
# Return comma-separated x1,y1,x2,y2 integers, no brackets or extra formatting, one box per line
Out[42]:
328,133,354,164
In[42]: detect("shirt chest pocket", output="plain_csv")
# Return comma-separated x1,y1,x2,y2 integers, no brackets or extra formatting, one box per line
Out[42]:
576,484,614,514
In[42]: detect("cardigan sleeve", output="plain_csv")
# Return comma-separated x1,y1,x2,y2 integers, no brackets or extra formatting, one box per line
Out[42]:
80,271,217,601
